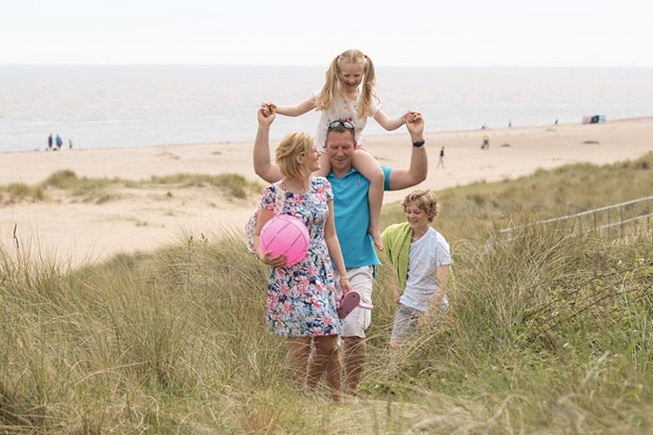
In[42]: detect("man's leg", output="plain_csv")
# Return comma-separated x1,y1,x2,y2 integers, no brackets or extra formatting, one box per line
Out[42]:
342,336,366,394
336,266,374,395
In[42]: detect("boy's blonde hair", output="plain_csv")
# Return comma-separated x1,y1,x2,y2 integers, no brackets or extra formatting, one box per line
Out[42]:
275,131,314,179
402,190,439,223
316,49,378,118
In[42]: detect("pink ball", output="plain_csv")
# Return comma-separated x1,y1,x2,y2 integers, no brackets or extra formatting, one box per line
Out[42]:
260,215,310,266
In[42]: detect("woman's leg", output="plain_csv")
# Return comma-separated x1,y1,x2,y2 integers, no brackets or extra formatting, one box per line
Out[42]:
284,337,311,386
352,150,385,251
308,335,342,402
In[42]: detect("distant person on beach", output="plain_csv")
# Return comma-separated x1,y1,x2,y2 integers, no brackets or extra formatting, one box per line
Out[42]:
254,105,427,396
261,49,419,252
381,190,452,348
482,133,490,150
555,119,559,125
69,139,73,149
48,134,53,150
437,146,445,169
55,134,62,151
252,122,351,402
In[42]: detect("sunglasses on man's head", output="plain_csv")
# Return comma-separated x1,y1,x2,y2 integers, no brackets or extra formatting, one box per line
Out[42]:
327,120,355,130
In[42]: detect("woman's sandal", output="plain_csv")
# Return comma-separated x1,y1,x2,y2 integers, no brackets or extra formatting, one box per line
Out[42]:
337,291,361,319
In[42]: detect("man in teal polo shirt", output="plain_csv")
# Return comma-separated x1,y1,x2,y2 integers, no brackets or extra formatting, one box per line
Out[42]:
253,106,427,395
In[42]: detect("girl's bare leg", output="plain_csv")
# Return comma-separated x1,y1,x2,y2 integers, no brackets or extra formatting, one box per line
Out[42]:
314,152,331,177
352,150,385,250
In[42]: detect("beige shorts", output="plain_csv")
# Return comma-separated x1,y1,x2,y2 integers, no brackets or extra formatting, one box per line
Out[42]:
336,266,374,338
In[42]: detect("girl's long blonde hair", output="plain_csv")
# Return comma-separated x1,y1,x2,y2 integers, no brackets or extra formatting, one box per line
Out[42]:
315,49,378,118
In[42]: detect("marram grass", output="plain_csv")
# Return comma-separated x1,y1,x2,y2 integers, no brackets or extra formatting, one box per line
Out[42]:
1,154,653,433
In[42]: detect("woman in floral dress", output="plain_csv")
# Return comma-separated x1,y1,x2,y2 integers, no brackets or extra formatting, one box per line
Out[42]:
254,130,351,402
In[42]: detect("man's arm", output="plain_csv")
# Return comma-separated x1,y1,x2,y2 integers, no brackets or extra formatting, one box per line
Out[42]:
253,106,282,183
387,113,428,191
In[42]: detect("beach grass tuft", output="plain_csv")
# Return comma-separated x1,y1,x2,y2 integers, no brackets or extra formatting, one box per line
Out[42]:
0,182,46,203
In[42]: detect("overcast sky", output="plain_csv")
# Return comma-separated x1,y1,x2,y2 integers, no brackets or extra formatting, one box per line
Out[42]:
2,0,649,67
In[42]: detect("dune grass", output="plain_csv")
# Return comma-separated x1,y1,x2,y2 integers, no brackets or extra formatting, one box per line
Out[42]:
1,153,652,433
0,170,263,204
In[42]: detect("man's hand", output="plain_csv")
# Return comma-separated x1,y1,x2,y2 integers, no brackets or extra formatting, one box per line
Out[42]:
405,112,424,141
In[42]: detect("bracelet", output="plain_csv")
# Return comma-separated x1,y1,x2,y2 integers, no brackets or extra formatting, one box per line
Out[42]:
412,140,425,147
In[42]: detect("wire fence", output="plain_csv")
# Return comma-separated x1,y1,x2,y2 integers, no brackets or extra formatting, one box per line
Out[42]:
500,195,653,239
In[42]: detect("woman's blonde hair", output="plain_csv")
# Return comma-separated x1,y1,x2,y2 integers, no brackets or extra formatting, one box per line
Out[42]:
315,49,378,118
402,190,439,222
275,131,314,179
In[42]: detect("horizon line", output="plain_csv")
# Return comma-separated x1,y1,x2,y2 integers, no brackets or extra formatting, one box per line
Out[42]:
1,63,652,69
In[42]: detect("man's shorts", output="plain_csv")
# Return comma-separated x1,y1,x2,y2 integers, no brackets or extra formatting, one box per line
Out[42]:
336,266,373,339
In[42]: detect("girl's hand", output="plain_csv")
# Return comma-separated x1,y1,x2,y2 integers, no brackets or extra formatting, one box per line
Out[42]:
259,251,287,267
340,277,352,295
401,111,416,124
394,292,401,305
257,104,276,125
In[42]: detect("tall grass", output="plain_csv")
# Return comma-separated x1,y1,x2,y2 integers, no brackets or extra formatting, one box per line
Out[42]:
1,154,652,433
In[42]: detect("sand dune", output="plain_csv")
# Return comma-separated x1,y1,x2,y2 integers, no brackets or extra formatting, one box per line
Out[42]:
1,117,651,266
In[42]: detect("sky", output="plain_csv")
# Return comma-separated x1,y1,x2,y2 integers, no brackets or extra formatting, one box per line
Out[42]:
1,0,649,67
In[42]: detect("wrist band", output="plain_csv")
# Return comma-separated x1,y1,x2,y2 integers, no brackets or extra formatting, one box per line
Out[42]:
412,140,425,147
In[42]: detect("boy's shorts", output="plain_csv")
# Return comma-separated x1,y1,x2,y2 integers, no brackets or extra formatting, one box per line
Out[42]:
390,304,424,342
335,266,373,339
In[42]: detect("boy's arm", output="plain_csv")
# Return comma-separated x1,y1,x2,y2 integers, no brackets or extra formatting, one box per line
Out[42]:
418,265,449,329
253,107,282,183
387,113,428,190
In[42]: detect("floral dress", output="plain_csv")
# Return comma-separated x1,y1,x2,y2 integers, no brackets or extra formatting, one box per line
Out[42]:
259,177,341,337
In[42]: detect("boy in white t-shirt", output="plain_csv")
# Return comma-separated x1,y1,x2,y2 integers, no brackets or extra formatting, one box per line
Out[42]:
381,190,452,348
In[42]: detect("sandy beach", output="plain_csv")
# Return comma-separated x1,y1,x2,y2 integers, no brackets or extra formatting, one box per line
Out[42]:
1,117,651,266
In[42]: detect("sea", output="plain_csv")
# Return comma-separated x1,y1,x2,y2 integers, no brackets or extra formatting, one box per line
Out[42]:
1,65,652,152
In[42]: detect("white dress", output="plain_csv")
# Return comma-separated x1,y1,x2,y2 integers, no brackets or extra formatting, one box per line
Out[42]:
313,90,381,151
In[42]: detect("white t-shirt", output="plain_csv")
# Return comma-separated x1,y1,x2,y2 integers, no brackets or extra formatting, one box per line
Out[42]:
313,90,381,151
399,227,452,312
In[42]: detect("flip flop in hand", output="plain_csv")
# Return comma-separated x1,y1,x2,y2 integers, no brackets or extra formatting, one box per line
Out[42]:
337,291,361,319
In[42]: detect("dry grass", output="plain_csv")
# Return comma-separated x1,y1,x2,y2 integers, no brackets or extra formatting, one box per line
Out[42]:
1,155,652,433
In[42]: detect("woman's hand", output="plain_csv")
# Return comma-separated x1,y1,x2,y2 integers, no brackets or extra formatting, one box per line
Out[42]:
340,277,352,295
259,251,287,268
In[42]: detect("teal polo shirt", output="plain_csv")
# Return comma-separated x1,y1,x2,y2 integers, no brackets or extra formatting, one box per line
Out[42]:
327,166,392,268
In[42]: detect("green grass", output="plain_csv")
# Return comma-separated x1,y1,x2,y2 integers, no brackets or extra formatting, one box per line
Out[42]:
1,153,653,433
